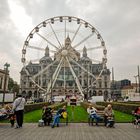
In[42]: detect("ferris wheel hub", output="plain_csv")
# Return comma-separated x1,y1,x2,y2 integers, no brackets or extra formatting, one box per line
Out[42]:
61,49,68,56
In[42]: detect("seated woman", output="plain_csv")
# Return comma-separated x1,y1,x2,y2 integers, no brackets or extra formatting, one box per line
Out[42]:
104,104,115,127
5,104,16,127
133,106,140,124
87,104,101,126
0,104,16,127
51,106,67,128
0,108,7,119
42,107,52,126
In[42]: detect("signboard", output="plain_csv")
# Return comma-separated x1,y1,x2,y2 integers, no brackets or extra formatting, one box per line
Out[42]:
88,96,104,103
0,93,14,103
128,92,140,101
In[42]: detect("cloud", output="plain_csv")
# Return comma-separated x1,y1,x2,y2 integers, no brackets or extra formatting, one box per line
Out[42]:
0,0,23,82
0,0,140,83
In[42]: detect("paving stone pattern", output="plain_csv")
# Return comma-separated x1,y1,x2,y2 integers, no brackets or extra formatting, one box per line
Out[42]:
0,123,140,140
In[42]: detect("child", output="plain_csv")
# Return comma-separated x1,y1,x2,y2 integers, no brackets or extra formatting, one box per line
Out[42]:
9,113,16,127
5,104,16,127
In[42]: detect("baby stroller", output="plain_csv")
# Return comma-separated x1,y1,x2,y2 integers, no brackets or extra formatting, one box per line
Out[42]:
106,117,115,128
42,107,52,126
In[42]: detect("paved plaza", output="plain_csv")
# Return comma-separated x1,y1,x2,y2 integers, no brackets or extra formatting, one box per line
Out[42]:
0,123,140,140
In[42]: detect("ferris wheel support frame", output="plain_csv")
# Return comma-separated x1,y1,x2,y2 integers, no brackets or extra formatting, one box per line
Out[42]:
21,16,107,101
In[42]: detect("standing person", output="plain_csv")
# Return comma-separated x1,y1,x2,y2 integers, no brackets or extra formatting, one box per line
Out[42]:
51,106,67,128
104,104,114,127
12,94,26,129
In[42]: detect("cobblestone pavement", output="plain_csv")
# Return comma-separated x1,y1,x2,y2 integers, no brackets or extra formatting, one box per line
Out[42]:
0,123,140,140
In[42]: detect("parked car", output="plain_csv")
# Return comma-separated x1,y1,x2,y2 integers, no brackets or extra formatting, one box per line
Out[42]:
26,99,34,104
34,98,44,103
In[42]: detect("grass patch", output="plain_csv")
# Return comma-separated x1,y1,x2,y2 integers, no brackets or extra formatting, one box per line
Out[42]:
24,109,42,123
63,106,88,122
0,106,134,123
114,110,133,123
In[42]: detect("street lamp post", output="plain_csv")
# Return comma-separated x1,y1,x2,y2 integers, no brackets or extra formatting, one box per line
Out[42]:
85,64,89,101
50,67,53,103
138,65,140,93
2,63,10,107
134,75,138,93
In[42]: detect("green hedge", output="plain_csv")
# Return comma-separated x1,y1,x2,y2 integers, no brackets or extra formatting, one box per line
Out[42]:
96,102,139,114
24,102,49,113
118,101,140,105
24,102,67,113
80,102,105,111
49,102,67,110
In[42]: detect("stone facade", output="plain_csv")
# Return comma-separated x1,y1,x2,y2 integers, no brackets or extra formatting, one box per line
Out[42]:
20,37,111,100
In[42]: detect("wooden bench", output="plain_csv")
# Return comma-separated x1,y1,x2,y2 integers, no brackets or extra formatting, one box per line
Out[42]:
88,110,105,126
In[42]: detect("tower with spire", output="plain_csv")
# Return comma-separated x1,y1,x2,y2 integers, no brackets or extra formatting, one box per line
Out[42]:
83,46,87,57
45,45,50,57
65,35,71,47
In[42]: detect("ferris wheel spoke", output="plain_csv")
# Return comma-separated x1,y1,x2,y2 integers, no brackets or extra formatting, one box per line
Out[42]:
70,57,96,79
30,79,46,92
73,33,94,49
46,57,63,94
85,46,103,51
23,66,46,92
28,45,45,51
63,61,66,90
66,57,84,97
83,68,105,92
71,23,82,43
36,32,59,50
28,45,57,53
64,20,66,42
49,23,63,49
51,59,63,88
33,59,58,79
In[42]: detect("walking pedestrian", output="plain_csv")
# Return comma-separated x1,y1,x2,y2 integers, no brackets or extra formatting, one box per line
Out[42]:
12,94,25,129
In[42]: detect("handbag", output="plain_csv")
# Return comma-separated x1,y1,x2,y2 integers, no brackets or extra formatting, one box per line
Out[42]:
62,112,67,119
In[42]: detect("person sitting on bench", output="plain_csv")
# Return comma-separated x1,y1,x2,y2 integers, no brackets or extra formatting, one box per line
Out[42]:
87,104,101,126
133,106,140,125
104,104,115,127
51,105,67,128
42,107,53,126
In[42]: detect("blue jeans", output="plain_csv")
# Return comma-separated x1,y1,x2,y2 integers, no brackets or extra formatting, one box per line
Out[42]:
90,114,100,124
52,114,60,126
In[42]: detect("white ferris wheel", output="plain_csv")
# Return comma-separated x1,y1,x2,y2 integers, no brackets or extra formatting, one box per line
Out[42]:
21,16,107,100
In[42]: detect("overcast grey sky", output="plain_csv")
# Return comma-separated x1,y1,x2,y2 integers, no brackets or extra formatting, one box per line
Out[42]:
0,0,140,83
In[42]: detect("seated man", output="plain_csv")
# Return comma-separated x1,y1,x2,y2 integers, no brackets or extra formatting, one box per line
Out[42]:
104,104,115,127
87,104,101,126
51,105,67,128
42,107,52,126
